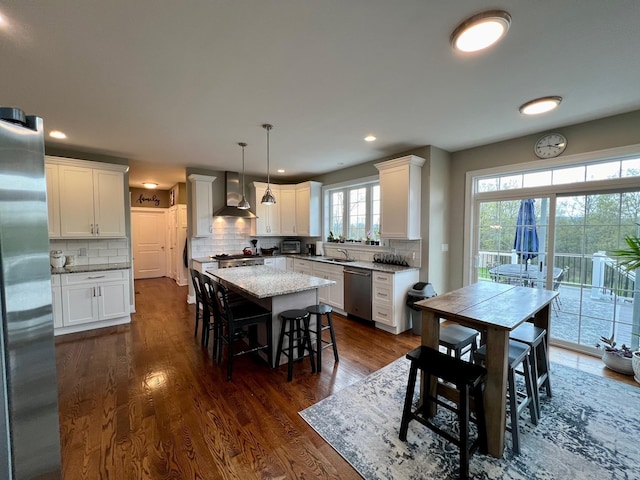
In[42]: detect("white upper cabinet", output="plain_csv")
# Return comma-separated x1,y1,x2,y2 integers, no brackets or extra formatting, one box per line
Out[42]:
295,181,322,237
188,174,216,237
252,182,281,236
252,181,321,237
45,163,61,238
46,157,127,238
375,155,425,240
279,187,297,235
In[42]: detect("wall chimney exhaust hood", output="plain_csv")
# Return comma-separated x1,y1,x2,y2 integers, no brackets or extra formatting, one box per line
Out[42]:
213,172,257,218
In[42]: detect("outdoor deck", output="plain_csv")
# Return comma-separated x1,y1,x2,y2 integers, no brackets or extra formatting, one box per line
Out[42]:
478,278,637,352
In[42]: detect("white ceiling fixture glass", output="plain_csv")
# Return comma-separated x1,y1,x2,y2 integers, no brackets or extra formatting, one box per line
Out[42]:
450,10,511,53
261,123,276,205
364,134,376,142
142,182,158,189
49,130,67,139
237,142,251,210
519,96,563,115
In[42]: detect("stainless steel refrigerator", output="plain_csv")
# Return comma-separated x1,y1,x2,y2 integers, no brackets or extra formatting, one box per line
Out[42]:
0,107,61,478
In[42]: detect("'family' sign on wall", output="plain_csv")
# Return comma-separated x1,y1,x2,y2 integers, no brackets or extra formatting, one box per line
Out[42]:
130,188,170,208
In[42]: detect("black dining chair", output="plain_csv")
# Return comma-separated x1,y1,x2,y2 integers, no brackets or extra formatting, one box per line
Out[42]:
210,281,273,381
190,269,209,344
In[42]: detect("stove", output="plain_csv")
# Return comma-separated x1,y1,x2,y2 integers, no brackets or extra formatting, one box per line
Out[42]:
211,254,265,269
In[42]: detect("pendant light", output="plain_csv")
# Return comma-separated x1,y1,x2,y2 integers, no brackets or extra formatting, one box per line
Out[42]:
261,123,277,205
237,142,251,210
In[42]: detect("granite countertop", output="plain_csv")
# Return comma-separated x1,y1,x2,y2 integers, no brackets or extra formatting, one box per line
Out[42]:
51,262,131,274
206,265,334,299
192,257,219,264
288,255,419,273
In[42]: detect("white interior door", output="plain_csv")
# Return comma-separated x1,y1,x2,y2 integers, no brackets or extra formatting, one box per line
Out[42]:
132,208,167,279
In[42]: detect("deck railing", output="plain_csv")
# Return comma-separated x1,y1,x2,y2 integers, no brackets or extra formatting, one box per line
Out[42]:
477,250,636,299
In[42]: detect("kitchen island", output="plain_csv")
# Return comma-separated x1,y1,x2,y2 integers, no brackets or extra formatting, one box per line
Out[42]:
206,265,335,367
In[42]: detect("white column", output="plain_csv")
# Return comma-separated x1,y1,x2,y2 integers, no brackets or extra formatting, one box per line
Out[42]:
591,251,606,299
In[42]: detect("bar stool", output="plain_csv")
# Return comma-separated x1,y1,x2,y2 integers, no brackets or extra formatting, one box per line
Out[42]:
399,346,487,480
473,341,538,454
276,309,316,381
305,304,339,372
440,324,479,360
510,322,552,418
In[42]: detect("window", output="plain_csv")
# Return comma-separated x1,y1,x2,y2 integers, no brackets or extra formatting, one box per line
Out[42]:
327,181,379,241
476,155,640,193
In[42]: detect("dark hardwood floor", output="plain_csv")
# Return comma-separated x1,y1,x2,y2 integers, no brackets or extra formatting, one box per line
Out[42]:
55,277,637,479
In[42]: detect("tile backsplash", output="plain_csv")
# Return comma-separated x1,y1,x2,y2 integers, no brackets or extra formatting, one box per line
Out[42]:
323,239,421,267
190,218,284,258
49,239,130,266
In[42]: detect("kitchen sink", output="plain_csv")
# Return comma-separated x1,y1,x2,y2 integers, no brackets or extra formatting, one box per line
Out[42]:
326,258,355,263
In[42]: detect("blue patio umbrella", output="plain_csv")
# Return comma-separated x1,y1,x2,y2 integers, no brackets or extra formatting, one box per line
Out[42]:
514,199,539,263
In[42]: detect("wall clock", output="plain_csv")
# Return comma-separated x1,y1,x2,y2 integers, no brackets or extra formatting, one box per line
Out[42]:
534,133,567,158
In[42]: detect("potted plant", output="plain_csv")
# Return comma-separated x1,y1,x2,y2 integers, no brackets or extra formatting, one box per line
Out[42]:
595,334,634,374
610,232,640,382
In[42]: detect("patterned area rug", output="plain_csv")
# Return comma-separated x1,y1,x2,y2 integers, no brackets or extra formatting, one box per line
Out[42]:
300,357,640,479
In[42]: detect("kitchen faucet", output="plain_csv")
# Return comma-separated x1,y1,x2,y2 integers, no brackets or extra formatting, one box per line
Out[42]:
337,248,351,260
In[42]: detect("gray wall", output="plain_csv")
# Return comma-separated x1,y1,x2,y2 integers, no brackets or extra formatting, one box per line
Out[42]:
448,109,640,290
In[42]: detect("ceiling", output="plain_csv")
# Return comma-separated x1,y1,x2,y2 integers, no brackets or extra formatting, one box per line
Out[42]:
2,1,640,189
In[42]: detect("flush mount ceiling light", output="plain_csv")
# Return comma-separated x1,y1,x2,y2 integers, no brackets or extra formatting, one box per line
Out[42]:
49,130,67,139
260,124,277,206
450,10,511,53
277,169,285,173
142,182,158,189
519,96,563,115
237,142,251,210
364,134,376,142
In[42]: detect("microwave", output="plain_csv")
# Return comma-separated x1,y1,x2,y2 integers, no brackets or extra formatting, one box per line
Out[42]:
281,240,301,254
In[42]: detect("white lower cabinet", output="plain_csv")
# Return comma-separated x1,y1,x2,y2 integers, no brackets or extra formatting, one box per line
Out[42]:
293,258,314,276
285,257,294,272
192,260,218,277
51,274,63,329
264,257,286,271
312,263,344,310
372,269,419,334
56,269,130,334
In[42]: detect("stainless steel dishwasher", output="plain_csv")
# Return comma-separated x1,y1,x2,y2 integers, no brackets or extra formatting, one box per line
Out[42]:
344,266,372,321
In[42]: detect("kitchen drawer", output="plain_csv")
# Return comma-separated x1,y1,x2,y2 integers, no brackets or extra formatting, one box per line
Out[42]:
373,283,393,305
62,269,127,285
51,274,61,287
372,303,395,326
373,271,393,285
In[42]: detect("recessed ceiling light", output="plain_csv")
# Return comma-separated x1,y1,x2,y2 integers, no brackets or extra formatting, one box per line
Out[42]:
519,96,563,115
451,10,511,53
277,169,285,173
142,182,158,189
49,130,67,139
364,135,376,142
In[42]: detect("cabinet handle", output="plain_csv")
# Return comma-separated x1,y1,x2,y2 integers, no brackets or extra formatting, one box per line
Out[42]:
90,224,94,234
96,224,100,235
98,286,102,296
92,287,96,297
87,275,106,279
378,292,388,297
377,311,388,317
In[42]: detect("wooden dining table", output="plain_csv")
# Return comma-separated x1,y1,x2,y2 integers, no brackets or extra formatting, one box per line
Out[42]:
414,281,557,458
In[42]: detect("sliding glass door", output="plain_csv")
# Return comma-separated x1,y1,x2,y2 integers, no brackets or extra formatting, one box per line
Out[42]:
473,190,640,353
552,191,640,351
